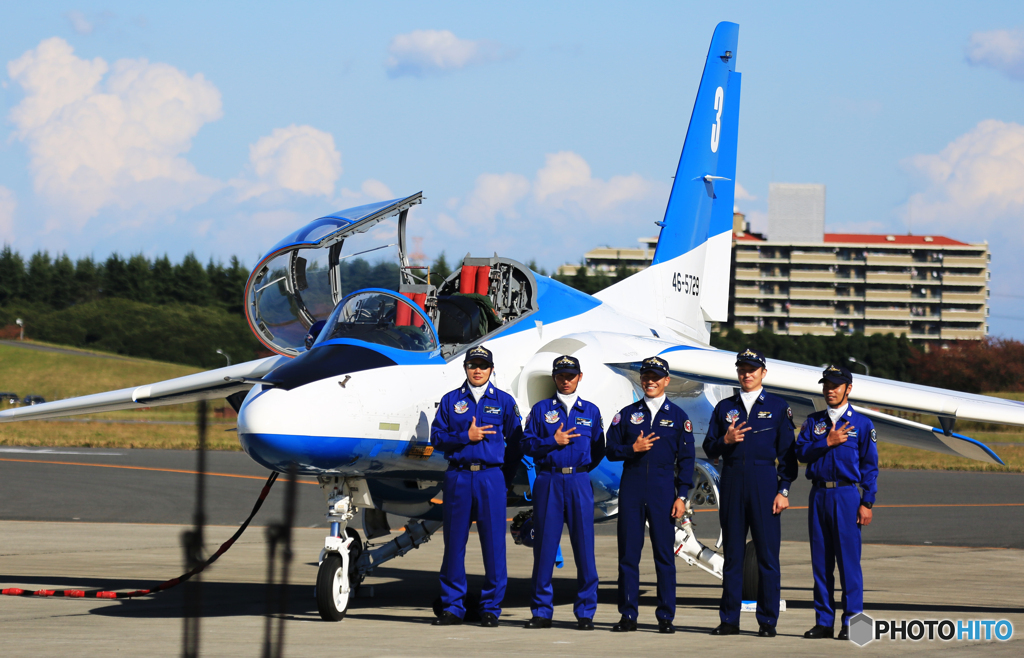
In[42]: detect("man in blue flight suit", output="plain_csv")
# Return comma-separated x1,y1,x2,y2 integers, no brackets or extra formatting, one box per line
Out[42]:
703,348,797,638
521,355,606,631
796,365,879,641
605,356,695,634
430,345,523,627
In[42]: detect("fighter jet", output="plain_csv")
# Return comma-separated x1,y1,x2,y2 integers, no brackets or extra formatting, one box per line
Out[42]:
3,22,1020,621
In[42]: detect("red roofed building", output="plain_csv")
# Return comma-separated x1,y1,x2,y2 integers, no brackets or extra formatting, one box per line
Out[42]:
729,218,989,341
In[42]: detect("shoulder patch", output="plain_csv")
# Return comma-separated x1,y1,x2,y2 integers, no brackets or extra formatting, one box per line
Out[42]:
786,407,793,420
870,428,877,443
514,404,521,420
684,419,693,433
611,412,621,426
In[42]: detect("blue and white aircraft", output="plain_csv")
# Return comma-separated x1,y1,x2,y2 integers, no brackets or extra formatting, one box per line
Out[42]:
3,22,1022,621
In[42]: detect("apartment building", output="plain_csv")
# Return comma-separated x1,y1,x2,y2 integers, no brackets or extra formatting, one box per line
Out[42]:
732,184,989,340
558,183,990,340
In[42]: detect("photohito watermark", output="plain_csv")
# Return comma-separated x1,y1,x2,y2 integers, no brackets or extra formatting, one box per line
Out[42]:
848,613,1014,647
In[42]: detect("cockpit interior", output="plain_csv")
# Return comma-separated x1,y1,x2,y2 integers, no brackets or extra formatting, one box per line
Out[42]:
244,193,539,360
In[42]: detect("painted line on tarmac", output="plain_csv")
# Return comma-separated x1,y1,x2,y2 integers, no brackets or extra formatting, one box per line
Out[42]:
0,457,317,484
0,447,124,456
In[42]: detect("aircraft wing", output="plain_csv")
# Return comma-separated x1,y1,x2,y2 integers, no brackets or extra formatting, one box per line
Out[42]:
658,346,1021,464
0,356,289,422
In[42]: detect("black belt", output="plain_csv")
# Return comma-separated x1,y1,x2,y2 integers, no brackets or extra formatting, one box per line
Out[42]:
724,458,776,466
815,479,855,488
448,463,498,472
541,466,581,474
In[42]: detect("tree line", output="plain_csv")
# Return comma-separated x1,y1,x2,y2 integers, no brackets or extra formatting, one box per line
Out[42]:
3,246,1021,393
0,246,402,368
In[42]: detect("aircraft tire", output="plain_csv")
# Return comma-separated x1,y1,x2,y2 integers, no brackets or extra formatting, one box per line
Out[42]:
316,552,351,621
741,539,758,601
345,526,363,593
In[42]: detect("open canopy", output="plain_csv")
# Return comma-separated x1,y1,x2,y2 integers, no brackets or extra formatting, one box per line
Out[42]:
244,193,423,356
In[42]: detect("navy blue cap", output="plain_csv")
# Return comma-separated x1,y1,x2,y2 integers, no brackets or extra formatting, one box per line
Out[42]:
735,348,766,368
639,356,670,378
464,346,494,367
552,355,582,376
819,364,853,385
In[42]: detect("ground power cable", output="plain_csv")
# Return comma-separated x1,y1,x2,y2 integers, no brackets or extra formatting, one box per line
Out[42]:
1,474,280,599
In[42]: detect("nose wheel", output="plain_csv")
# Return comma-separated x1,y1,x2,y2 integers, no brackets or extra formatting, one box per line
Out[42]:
316,527,363,621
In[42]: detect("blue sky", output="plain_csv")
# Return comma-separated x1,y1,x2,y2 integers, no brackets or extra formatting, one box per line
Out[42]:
2,2,1024,336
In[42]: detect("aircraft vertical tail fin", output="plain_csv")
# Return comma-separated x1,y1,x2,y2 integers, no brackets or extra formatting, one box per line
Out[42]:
596,22,740,342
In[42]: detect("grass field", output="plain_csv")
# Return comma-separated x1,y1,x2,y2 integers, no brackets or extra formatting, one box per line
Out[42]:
2,340,1024,470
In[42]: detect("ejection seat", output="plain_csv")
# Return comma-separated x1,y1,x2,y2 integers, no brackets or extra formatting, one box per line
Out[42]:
398,254,537,358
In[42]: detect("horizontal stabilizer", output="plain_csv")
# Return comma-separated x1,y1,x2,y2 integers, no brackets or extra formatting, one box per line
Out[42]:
656,346,1022,463
0,356,289,423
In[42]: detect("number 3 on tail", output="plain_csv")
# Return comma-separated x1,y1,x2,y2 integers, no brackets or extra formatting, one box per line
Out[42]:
710,86,724,153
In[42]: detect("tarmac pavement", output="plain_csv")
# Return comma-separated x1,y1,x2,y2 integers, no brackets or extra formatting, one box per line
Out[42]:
1,448,1023,655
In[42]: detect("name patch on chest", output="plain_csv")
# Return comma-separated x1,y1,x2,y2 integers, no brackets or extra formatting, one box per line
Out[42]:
659,419,674,427
576,417,593,427
544,410,560,424
725,409,741,424
757,411,773,419
813,420,827,435
454,400,469,415
629,412,645,425
483,406,502,415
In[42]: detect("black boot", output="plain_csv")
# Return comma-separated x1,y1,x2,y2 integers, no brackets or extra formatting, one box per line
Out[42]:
804,624,834,639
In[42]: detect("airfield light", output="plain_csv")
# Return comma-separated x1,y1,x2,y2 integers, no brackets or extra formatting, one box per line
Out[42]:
848,356,870,376
216,349,231,366
15,318,23,341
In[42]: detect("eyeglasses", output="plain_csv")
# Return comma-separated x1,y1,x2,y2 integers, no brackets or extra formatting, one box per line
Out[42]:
465,363,491,371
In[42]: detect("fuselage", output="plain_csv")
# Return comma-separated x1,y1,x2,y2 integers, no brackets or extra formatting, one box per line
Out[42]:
236,275,730,518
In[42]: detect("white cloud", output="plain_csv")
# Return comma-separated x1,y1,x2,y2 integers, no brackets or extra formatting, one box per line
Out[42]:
459,172,530,225
385,29,511,78
66,11,94,35
734,182,756,201
0,187,15,242
7,37,223,228
904,119,1024,232
533,151,658,220
336,179,395,206
966,28,1024,81
236,125,342,201
429,151,666,266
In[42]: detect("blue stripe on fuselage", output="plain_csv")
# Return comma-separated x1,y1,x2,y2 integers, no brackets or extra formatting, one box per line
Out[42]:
487,275,601,339
239,432,447,476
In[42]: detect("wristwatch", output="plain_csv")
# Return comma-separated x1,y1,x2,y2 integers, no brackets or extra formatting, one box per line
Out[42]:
779,488,789,498
861,501,873,509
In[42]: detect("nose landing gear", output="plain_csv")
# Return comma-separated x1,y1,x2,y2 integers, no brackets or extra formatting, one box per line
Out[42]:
316,527,363,621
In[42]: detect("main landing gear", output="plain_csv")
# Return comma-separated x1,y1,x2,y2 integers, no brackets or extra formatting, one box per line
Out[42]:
315,476,442,621
674,459,725,578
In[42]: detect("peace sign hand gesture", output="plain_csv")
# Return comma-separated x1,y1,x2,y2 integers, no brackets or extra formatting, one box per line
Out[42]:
468,416,496,443
632,431,659,453
724,420,749,445
554,423,581,446
827,421,852,448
